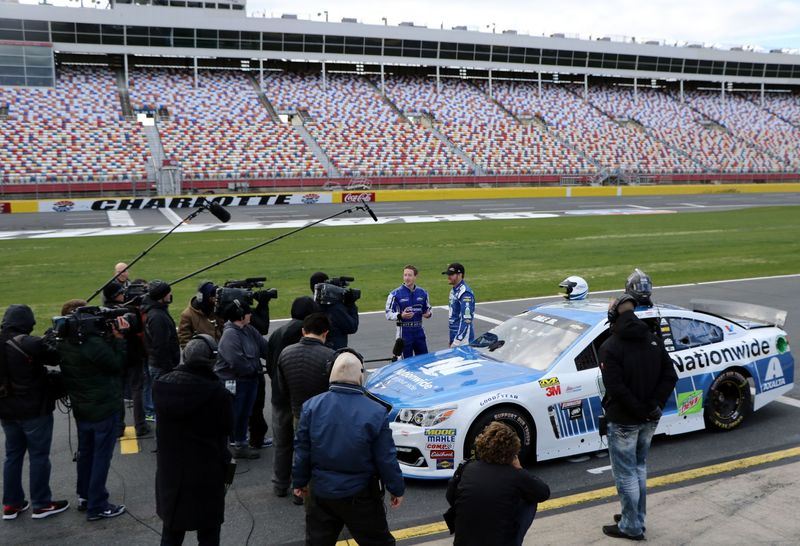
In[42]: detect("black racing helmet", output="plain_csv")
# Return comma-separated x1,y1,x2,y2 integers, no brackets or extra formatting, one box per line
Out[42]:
625,268,653,307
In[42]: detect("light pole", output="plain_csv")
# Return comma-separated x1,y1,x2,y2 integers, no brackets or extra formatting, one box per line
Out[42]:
486,23,496,34
382,17,388,26
318,11,329,22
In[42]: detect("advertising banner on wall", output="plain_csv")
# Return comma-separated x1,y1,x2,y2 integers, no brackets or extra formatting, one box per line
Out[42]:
36,192,333,213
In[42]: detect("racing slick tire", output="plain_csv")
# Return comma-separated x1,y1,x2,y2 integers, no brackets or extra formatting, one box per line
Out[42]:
464,405,535,463
704,369,751,431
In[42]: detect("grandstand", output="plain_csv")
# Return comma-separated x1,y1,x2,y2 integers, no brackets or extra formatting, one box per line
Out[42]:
0,2,799,195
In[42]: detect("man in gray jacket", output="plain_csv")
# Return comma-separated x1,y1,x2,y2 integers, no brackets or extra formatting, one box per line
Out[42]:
215,300,268,460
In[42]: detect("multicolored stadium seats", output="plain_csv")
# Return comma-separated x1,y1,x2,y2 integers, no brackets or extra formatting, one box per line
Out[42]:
0,66,149,183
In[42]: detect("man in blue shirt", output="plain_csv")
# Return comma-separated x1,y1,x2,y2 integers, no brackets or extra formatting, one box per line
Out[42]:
385,265,432,359
443,263,475,347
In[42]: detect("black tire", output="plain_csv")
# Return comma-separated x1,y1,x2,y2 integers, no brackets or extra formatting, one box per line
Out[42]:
704,370,751,431
463,405,536,462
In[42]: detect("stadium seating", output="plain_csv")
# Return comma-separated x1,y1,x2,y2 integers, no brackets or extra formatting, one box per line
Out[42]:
128,68,326,179
0,66,149,183
261,72,469,176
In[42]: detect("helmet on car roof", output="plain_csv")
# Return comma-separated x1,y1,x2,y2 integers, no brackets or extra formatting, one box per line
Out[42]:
559,276,589,300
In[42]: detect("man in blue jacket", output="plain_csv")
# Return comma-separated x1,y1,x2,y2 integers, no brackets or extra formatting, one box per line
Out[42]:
293,351,405,545
385,265,432,358
443,263,475,347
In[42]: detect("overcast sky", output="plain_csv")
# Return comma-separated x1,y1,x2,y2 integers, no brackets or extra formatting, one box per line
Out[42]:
247,0,800,50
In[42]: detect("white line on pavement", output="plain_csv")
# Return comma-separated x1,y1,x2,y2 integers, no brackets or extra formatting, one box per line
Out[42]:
473,313,503,325
107,211,135,227
681,203,706,208
777,396,800,409
160,207,183,225
627,204,652,209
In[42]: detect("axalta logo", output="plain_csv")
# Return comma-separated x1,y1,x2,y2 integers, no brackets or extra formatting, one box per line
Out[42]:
762,357,786,391
52,200,75,212
343,192,375,203
420,357,482,377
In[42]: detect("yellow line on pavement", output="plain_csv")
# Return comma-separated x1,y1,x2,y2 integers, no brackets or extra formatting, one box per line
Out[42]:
336,445,800,545
119,426,140,454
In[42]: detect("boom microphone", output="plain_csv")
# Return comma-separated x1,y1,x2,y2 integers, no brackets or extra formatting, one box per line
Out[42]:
203,199,231,223
361,202,379,223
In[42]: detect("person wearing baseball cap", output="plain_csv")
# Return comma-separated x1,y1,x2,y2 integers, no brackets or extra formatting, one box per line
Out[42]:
442,263,475,347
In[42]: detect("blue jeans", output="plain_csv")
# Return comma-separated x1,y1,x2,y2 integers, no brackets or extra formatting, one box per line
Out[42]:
76,413,120,515
146,366,167,417
2,414,54,509
231,379,257,447
607,421,657,536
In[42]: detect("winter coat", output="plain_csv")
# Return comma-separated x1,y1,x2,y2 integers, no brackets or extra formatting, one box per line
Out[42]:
321,301,359,350
293,383,405,499
177,298,223,348
154,365,233,531
277,337,334,418
142,296,180,371
266,296,319,406
599,310,678,425
214,321,268,382
59,334,126,422
0,305,60,420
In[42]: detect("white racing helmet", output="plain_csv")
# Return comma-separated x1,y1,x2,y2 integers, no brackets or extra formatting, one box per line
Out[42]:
559,276,589,300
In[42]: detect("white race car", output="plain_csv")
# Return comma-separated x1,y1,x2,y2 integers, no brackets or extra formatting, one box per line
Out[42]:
365,298,794,479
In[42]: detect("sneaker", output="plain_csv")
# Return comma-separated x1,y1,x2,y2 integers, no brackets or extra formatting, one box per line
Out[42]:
145,415,156,423
602,524,644,541
232,446,260,460
87,504,126,521
614,514,645,533
3,500,30,520
77,498,88,512
250,437,274,449
32,500,69,519
292,492,304,506
135,424,152,437
273,486,288,498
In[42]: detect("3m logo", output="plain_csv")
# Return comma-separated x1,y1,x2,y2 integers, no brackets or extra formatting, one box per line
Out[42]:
545,385,561,397
420,357,482,377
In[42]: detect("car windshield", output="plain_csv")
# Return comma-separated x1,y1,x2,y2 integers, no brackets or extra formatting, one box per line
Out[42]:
472,311,590,371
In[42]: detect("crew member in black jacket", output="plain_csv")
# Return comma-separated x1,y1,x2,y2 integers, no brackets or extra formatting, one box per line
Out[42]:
142,280,181,386
154,334,233,546
309,272,358,350
599,294,678,541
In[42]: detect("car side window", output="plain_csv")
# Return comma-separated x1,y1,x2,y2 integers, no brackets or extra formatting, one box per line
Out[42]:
574,329,611,371
668,318,723,351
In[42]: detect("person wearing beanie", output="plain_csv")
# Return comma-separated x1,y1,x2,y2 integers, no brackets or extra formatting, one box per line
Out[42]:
141,280,180,421
178,281,223,348
154,335,233,546
102,282,126,307
1,305,70,520
293,350,405,543
214,300,269,460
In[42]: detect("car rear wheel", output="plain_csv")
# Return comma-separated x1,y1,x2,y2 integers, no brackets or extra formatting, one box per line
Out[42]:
705,370,751,431
463,405,536,463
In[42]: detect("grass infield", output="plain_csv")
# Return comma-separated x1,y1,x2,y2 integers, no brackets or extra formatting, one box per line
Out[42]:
2,206,798,332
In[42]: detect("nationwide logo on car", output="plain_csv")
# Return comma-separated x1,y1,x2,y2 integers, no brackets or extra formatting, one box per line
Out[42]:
301,193,321,204
52,200,75,212
342,192,376,203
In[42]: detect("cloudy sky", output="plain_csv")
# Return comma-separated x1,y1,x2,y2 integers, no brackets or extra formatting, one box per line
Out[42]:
247,0,800,50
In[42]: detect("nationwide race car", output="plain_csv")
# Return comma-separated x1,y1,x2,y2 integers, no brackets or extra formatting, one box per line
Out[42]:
365,298,794,479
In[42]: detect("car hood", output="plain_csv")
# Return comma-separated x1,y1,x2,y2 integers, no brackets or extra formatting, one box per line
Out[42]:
366,347,544,407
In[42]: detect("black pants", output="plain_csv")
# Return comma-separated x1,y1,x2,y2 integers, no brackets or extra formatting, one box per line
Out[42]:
271,402,294,489
125,360,146,430
160,523,221,546
248,374,268,447
306,492,395,546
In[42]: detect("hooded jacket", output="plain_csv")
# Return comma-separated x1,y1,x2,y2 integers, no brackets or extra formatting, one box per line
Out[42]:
0,305,60,420
214,320,269,381
599,310,678,425
154,364,233,530
178,297,223,348
142,296,180,371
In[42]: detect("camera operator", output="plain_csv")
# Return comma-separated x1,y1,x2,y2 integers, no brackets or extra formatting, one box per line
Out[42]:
214,299,269,460
178,281,223,348
1,304,70,520
142,281,181,389
57,300,127,521
310,272,359,350
246,287,273,452
104,281,150,438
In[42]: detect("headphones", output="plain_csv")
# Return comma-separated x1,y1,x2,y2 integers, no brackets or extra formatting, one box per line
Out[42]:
190,333,219,358
225,298,249,322
325,347,365,383
607,293,638,325
196,281,215,304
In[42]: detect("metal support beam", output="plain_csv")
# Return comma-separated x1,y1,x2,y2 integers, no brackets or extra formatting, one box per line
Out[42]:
321,61,327,91
584,74,589,100
193,57,198,88
633,77,638,101
721,80,725,100
436,65,440,94
760,82,765,108
680,79,684,102
123,53,128,88
488,69,493,99
538,72,542,96
259,58,263,89
380,64,385,94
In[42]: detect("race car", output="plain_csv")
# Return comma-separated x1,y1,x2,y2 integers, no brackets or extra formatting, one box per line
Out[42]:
365,298,794,479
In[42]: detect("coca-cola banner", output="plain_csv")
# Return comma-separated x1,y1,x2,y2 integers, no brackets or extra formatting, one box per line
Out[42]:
341,192,376,203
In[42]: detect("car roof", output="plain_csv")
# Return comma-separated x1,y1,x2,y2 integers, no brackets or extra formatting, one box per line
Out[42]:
527,298,686,326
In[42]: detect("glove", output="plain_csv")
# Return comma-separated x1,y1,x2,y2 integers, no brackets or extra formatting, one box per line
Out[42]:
253,291,272,305
646,406,662,422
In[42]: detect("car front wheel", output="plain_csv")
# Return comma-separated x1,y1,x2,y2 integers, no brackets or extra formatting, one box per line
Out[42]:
463,405,536,462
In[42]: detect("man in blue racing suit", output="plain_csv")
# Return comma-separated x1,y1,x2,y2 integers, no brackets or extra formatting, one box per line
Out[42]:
443,262,475,347
385,265,432,358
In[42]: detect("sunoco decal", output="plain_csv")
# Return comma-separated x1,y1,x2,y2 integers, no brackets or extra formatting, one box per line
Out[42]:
37,193,333,213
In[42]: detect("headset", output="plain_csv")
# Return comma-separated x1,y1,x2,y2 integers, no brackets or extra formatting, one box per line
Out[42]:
225,298,250,322
196,280,215,304
607,293,638,325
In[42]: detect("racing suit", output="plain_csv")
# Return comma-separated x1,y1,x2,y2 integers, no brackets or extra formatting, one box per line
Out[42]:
448,280,475,346
385,284,432,358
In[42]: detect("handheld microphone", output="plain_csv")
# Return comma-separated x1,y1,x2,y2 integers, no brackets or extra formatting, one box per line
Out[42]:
202,198,231,223
361,202,379,223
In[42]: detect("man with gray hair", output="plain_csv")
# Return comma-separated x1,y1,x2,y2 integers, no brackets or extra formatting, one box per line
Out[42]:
293,350,405,545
